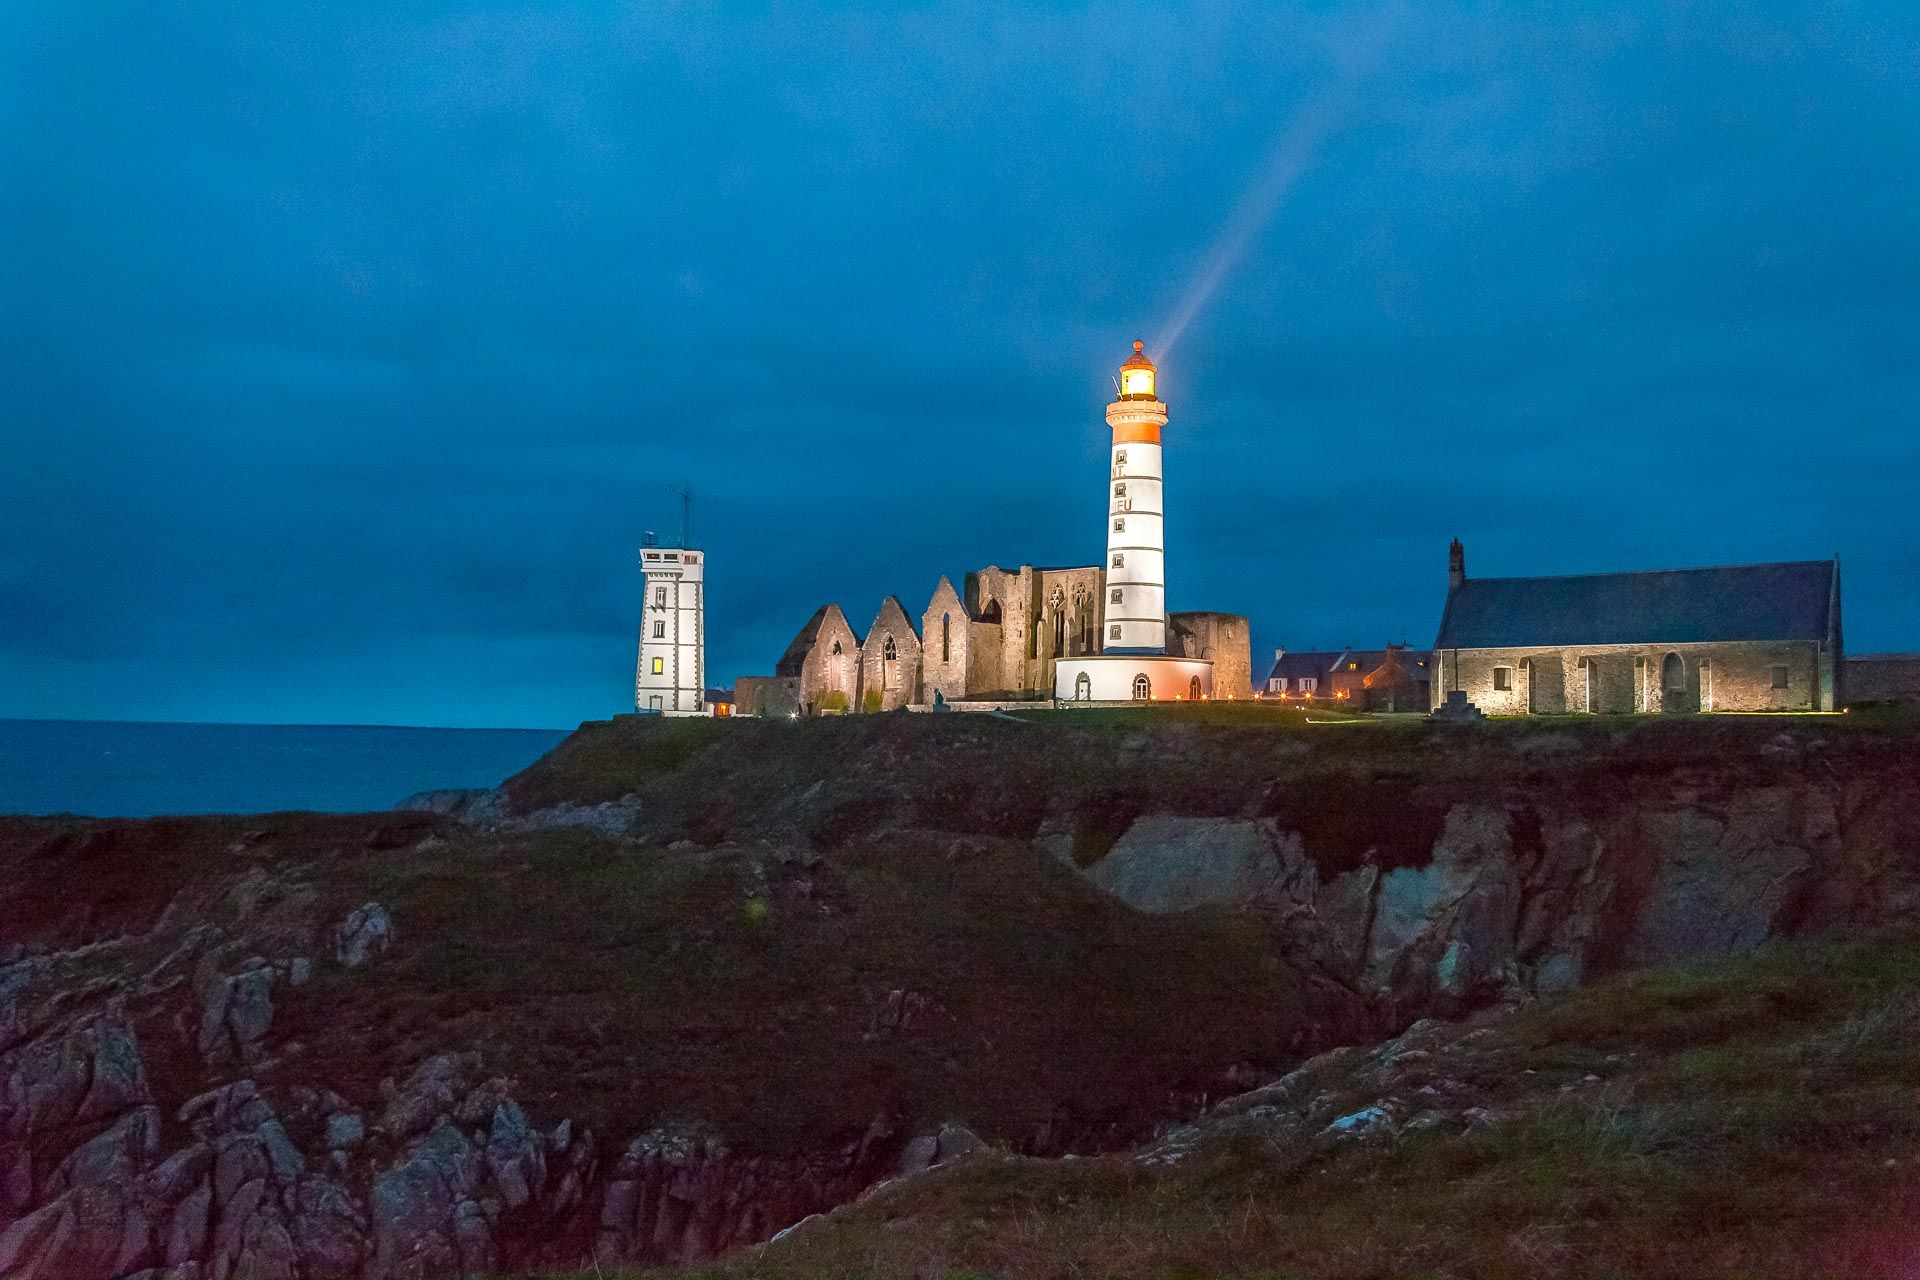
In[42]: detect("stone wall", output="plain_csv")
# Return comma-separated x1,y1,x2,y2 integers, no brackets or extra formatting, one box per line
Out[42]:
1432,640,1828,714
857,597,923,711
796,606,862,714
964,565,1103,697
733,676,801,718
968,566,1040,696
919,578,971,705
1167,612,1253,699
1846,653,1920,705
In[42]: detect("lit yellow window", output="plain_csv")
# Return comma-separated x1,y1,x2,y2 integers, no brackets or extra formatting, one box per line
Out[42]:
1121,368,1154,397
651,658,664,675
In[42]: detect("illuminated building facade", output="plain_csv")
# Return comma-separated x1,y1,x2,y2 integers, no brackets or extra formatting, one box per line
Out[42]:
1052,341,1214,703
730,340,1251,715
635,538,708,716
1431,544,1842,713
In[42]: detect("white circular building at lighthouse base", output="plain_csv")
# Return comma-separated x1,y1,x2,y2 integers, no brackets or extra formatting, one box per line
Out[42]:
1054,654,1214,704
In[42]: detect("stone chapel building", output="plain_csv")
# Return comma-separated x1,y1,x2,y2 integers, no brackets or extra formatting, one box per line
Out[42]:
1431,540,1843,714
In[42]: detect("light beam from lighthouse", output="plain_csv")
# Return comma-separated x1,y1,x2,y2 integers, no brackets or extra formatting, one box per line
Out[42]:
1104,339,1168,654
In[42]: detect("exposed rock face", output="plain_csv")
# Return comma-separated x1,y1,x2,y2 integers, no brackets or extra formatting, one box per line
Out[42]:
1089,817,1315,914
4,733,1919,1279
332,905,392,970
1083,769,1917,1021
0,1015,903,1280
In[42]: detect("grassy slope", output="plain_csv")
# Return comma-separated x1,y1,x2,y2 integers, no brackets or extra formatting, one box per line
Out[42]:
278,826,1321,1152
593,934,1920,1280
503,705,1918,877
0,807,1323,1158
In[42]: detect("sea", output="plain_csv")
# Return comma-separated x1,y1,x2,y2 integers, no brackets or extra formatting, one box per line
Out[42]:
0,719,574,818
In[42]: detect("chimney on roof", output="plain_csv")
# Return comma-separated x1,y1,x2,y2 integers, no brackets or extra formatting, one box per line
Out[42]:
1274,648,1286,661
1448,537,1466,590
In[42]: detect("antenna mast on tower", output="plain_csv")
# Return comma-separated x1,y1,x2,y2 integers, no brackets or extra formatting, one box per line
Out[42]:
668,483,694,548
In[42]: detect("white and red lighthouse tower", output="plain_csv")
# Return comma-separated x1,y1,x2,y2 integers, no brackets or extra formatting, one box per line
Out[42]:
1104,340,1169,653
1054,340,1214,703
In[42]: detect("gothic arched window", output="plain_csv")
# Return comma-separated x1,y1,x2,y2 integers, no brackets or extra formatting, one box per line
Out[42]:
883,635,897,661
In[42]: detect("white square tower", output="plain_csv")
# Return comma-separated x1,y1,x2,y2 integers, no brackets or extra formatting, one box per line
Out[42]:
635,540,707,715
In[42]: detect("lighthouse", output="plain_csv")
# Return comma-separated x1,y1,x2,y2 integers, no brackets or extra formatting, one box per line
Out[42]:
1105,340,1169,653
1053,340,1214,703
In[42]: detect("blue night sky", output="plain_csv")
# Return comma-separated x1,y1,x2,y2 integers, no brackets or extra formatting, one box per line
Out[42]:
4,3,1916,728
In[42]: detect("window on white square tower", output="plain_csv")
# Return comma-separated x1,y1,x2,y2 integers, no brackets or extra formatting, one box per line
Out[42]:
1111,553,1124,568
654,586,667,608
1110,588,1123,604
1114,482,1126,497
1113,517,1125,532
652,621,665,638
650,657,664,675
1110,624,1122,640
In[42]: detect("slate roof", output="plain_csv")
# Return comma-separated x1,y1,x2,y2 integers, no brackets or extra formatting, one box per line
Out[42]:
1434,560,1838,651
1265,651,1344,684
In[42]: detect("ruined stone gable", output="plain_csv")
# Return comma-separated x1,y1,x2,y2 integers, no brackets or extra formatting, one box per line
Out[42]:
775,603,861,713
858,596,923,711
919,577,972,705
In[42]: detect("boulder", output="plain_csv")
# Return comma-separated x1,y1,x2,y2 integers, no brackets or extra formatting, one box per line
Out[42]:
43,1105,160,1198
325,1112,365,1151
1,1005,150,1146
1365,805,1520,1001
1625,794,1816,965
288,1174,367,1278
897,1122,988,1176
196,968,276,1063
0,1183,150,1280
335,902,394,969
368,1118,484,1279
1089,817,1315,913
485,1099,546,1210
379,1054,465,1139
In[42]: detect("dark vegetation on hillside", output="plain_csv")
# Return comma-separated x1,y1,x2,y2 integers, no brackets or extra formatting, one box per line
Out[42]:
607,933,1920,1280
505,704,1914,876
0,807,1331,1158
7,706,1920,1279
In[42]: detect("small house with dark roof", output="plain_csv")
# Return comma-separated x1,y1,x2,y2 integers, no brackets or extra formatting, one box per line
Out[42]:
1264,650,1342,698
1264,645,1431,710
1430,539,1842,714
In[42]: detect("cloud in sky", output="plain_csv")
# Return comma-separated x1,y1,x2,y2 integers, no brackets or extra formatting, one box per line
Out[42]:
2,2,1916,726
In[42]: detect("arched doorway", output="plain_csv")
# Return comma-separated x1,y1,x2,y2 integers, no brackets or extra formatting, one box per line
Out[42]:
1189,675,1202,701
1073,671,1091,701
1660,652,1694,713
1132,674,1151,701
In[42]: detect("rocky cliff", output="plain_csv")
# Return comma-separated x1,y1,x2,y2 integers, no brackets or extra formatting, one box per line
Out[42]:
1,710,1914,1279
